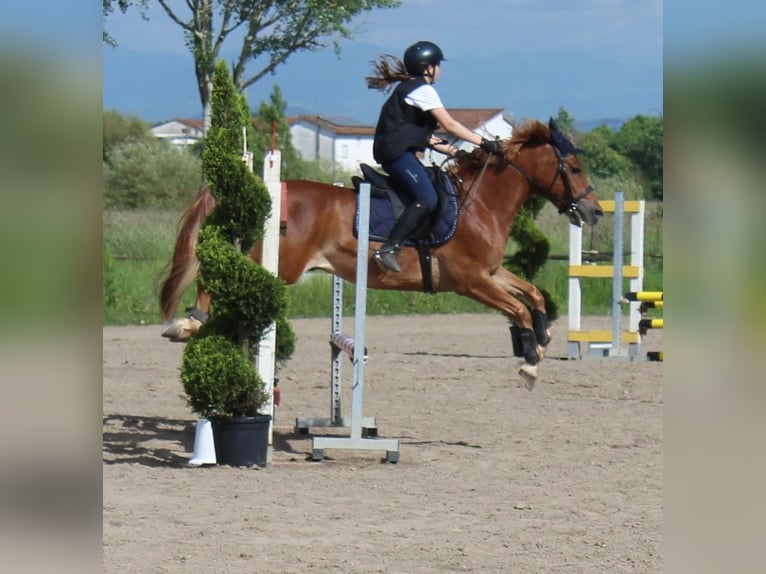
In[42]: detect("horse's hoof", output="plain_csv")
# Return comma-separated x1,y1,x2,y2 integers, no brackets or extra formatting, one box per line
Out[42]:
519,363,539,391
539,329,552,353
161,317,202,342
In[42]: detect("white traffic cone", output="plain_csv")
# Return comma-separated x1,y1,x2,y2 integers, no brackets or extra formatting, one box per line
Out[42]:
188,418,217,466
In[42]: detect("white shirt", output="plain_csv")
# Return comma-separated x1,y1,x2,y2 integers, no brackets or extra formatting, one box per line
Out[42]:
404,83,444,112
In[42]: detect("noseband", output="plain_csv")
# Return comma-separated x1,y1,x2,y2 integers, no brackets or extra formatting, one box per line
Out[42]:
508,145,592,219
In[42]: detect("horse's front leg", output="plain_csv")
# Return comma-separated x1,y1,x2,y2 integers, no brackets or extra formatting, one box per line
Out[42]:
461,273,546,390
493,267,552,354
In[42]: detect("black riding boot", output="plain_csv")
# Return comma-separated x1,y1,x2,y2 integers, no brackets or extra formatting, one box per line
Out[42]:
374,201,430,272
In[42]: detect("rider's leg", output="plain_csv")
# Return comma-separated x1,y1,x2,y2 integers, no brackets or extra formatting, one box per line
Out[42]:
374,152,438,273
374,201,430,272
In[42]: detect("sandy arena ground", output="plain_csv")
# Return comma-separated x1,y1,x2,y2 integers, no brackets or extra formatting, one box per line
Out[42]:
103,313,662,573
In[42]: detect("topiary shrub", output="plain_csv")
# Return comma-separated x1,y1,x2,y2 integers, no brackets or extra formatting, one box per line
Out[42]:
179,60,294,420
504,196,559,321
181,333,268,418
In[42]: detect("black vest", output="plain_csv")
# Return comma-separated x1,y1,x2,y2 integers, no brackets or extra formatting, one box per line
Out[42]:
373,77,438,164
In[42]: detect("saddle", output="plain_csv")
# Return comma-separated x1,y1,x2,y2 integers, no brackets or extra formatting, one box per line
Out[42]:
351,163,460,293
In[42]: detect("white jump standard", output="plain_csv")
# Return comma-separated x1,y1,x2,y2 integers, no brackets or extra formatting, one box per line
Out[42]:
294,182,400,463
567,191,645,359
294,275,377,435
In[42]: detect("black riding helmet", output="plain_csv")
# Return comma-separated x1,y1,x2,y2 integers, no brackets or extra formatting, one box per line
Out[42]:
403,41,446,76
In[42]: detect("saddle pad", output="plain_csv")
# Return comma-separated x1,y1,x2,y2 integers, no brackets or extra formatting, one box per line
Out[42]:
353,175,460,247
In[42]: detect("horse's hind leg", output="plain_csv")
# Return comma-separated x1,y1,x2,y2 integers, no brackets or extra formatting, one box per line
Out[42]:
161,283,210,342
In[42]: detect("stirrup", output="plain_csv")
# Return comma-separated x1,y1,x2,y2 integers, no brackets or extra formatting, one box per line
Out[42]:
373,247,401,273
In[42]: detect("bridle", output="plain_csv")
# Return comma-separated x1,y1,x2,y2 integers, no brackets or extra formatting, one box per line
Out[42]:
507,144,593,225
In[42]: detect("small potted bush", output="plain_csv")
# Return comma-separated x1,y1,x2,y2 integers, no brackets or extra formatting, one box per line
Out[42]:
180,61,294,467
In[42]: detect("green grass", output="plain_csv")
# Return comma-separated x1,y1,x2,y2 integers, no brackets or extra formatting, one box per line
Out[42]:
104,209,198,324
103,198,663,324
287,273,489,318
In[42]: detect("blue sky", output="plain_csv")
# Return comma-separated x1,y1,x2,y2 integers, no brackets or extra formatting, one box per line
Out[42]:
103,0,664,125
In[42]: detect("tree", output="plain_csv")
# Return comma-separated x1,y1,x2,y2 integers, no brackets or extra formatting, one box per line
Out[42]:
578,125,633,179
554,107,578,136
103,109,154,162
613,114,663,200
103,0,401,128
104,139,202,209
249,84,303,178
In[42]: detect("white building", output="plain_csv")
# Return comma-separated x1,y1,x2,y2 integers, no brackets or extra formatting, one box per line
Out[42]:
150,119,204,147
288,109,514,171
427,108,514,164
149,109,515,170
287,115,376,172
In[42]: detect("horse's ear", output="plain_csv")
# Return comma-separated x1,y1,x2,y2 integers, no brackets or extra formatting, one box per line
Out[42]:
548,117,585,156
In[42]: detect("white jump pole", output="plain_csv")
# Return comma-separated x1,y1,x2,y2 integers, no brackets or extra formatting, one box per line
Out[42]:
608,191,626,357
257,127,282,464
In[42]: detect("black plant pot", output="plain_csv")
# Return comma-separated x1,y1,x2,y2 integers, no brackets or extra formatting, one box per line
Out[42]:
211,414,271,467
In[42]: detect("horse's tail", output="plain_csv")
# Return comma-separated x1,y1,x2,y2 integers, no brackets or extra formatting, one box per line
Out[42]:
159,186,216,321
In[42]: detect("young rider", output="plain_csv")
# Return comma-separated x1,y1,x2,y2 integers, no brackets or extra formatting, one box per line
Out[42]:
366,40,502,272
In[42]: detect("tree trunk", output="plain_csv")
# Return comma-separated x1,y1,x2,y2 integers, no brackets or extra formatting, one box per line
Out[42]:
202,79,212,135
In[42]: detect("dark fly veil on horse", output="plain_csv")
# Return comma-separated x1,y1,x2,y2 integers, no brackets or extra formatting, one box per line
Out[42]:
504,118,592,227
548,118,585,157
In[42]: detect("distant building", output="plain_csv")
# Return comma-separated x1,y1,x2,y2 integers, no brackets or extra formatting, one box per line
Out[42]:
150,109,515,171
287,115,376,172
287,109,514,171
427,108,514,164
150,119,204,147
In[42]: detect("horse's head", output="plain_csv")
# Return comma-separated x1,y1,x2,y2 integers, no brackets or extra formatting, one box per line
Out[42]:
504,118,604,227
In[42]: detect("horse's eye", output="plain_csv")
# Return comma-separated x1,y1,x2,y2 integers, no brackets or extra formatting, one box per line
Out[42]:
571,167,582,175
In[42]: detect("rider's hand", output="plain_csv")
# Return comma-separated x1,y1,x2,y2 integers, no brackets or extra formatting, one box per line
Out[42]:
480,138,502,155
453,149,470,159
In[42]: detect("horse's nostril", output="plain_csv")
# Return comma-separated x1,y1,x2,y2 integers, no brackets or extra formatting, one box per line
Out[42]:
595,209,604,217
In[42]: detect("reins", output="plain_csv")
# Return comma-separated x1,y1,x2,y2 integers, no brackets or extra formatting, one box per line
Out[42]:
445,132,591,218
507,146,593,218
446,152,493,210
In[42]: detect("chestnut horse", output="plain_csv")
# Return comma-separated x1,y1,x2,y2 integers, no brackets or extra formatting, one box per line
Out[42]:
159,119,603,386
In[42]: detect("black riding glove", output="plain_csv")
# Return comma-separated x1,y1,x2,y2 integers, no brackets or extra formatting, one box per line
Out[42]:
480,138,502,155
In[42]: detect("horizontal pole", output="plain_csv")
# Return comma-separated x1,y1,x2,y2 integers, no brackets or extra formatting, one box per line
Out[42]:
294,415,377,430
625,291,663,302
639,318,664,330
313,435,399,453
568,330,641,343
598,199,643,213
330,332,368,361
568,265,641,278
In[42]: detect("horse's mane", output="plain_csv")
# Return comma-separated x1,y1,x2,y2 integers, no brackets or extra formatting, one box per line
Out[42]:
450,119,550,172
